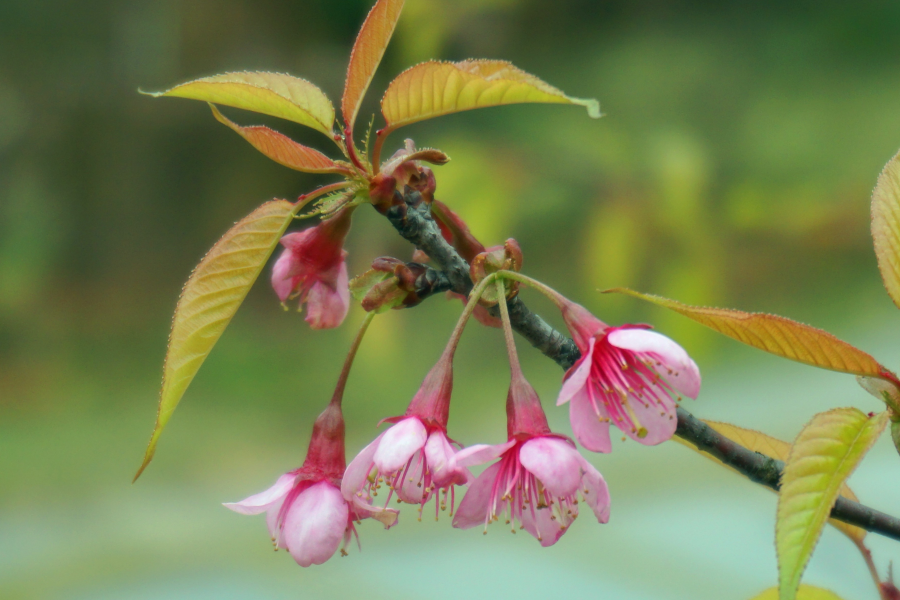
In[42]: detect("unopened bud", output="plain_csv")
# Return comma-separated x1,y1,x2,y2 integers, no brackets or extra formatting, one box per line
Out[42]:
368,174,399,213
350,258,434,312
471,239,524,305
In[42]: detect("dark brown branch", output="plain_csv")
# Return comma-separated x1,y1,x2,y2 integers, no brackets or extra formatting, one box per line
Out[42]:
378,187,900,544
677,408,900,542
385,192,581,369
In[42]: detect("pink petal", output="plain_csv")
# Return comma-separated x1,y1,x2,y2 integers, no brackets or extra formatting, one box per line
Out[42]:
395,450,430,504
608,328,701,398
556,340,594,406
373,417,428,473
271,248,297,302
223,473,295,515
454,440,516,468
282,481,349,567
577,456,611,523
305,263,350,330
424,431,471,487
519,503,566,547
341,433,383,501
453,462,501,529
569,389,612,453
266,503,286,548
519,437,583,498
623,386,677,445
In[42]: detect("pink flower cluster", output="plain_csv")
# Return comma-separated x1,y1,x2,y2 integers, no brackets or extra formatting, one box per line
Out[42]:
225,296,700,564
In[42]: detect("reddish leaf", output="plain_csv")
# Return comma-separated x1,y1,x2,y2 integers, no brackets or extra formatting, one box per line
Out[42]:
342,0,405,131
610,288,892,379
210,105,349,175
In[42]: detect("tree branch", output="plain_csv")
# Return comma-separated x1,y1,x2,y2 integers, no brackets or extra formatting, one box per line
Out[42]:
379,188,900,543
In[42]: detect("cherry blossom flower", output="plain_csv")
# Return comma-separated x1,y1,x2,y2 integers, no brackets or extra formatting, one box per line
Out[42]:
342,355,471,520
224,403,397,566
557,301,701,452
271,207,352,329
452,371,610,546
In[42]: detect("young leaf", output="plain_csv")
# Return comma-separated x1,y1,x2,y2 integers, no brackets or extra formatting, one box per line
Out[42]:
147,72,335,136
135,200,301,480
381,60,601,132
871,149,900,309
749,585,847,600
777,409,888,600
209,105,348,175
676,420,866,544
342,0,405,131
609,288,892,380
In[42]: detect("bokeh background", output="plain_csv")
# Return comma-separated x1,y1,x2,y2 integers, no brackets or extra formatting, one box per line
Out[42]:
4,0,900,598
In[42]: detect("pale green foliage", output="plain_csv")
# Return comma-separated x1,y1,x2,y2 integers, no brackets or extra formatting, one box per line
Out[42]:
135,200,301,479
675,420,866,544
147,72,335,136
381,60,600,132
777,409,888,600
749,585,846,600
871,149,900,310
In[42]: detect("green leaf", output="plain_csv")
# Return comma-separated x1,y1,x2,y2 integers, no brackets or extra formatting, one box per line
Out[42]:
777,408,888,600
609,288,893,380
146,72,335,136
675,420,866,544
135,199,301,480
871,149,900,309
749,585,847,600
342,0,405,131
381,60,600,132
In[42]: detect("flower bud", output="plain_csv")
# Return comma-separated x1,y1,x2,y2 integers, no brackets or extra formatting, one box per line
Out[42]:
349,257,435,312
470,239,524,305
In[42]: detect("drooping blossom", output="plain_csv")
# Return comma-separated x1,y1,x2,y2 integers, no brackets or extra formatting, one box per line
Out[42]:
224,402,397,567
556,300,701,452
271,207,352,329
342,354,471,520
452,370,610,546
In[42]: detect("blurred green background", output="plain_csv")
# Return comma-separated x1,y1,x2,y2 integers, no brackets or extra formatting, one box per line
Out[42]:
4,0,900,598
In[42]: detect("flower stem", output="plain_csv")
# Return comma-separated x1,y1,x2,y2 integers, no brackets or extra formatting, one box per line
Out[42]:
854,538,888,600
496,270,570,309
330,311,377,407
440,272,499,362
495,280,523,379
